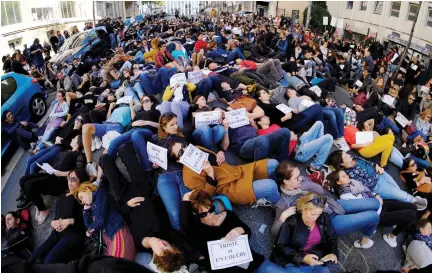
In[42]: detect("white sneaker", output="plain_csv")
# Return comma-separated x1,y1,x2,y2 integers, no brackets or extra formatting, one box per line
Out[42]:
94,137,102,150
251,198,274,208
414,196,428,211
383,234,397,247
86,162,98,177
30,142,37,150
354,239,374,249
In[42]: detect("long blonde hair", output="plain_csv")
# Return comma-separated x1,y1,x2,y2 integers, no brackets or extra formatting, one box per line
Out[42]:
71,182,98,201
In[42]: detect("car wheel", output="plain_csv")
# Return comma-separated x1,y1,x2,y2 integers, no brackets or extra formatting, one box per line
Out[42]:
30,95,47,118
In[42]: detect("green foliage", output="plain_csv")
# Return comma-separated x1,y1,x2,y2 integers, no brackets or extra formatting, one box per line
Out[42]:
303,1,331,33
141,1,164,6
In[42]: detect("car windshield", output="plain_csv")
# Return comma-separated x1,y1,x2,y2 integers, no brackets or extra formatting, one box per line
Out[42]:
59,32,87,52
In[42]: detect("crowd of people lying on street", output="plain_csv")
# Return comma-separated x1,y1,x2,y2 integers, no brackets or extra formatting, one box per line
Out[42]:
2,12,432,273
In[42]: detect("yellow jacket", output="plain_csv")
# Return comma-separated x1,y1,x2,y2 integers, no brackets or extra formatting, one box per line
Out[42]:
162,82,196,101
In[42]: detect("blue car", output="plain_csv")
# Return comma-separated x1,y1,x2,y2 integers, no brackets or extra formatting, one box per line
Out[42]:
1,72,48,157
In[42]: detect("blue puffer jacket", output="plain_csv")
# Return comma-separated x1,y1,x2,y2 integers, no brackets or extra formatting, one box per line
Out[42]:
83,188,125,240
278,39,288,53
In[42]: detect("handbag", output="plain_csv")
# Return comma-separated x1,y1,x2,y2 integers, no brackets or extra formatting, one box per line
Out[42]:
229,95,257,112
82,230,106,256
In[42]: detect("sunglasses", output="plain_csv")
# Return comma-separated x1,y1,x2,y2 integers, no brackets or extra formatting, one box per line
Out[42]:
76,118,83,123
68,176,78,182
309,196,327,207
195,205,215,218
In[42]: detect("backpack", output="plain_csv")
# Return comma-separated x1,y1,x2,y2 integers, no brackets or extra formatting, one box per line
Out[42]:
16,208,32,230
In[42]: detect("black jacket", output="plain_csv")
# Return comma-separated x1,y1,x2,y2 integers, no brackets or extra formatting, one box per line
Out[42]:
271,213,338,267
1,227,31,257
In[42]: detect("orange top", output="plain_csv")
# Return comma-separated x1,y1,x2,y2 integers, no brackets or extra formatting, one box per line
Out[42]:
344,125,359,150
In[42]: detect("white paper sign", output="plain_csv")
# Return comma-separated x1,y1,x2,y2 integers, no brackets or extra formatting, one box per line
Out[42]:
298,99,315,112
330,17,337,27
207,235,253,270
188,71,204,84
323,17,328,26
340,64,345,70
116,96,133,105
147,142,168,170
355,80,363,88
420,86,430,93
356,131,374,145
337,19,344,29
36,163,55,175
202,69,212,76
276,104,292,114
349,44,355,49
410,64,418,71
195,111,221,127
382,94,396,106
179,144,209,174
225,108,250,129
170,73,187,95
304,60,311,65
395,112,410,127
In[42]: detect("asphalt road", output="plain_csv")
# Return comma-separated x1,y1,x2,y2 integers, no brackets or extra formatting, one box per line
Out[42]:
1,87,405,273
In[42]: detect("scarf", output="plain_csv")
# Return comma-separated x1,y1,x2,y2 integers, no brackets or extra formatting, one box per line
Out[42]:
415,233,432,249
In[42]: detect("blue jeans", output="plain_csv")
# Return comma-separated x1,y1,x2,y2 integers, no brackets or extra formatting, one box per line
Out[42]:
160,101,190,129
227,47,246,62
254,259,290,273
94,123,124,138
294,121,333,169
303,60,317,77
322,107,344,139
110,79,121,89
192,125,225,152
411,156,430,169
107,128,154,171
240,127,291,162
140,67,177,95
252,159,280,204
125,82,145,102
37,127,57,151
157,171,191,231
285,264,330,273
390,147,404,168
133,51,144,64
377,116,401,135
26,145,61,175
373,172,414,203
295,105,324,129
332,198,380,237
109,33,116,49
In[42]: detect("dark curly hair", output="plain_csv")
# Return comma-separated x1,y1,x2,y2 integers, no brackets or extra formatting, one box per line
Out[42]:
153,247,185,272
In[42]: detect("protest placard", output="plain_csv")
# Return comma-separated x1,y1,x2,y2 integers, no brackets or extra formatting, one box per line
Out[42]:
382,94,396,106
146,142,168,170
355,80,363,88
330,17,337,27
207,235,253,270
323,17,328,25
395,112,410,128
188,71,204,84
276,104,293,114
195,111,221,128
225,108,250,128
170,73,187,96
36,163,55,175
116,96,133,105
179,144,209,174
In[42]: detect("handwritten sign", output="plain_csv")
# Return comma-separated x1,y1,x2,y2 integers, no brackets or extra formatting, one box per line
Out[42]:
382,94,396,106
298,99,315,112
179,144,209,174
188,71,204,84
330,17,337,27
356,131,374,145
395,112,409,128
36,163,55,175
207,235,253,270
146,142,168,170
323,17,328,26
355,80,363,88
276,104,292,114
195,111,221,128
225,108,250,129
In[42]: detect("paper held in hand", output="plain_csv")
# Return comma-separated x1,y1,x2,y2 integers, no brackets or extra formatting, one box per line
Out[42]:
179,144,209,174
298,99,315,113
382,94,396,106
410,63,418,71
330,17,337,27
146,142,168,170
36,163,55,175
116,96,133,105
225,108,250,129
355,131,374,145
276,104,292,114
354,80,363,88
195,111,221,128
395,113,410,128
170,73,187,94
207,235,253,270
188,71,204,84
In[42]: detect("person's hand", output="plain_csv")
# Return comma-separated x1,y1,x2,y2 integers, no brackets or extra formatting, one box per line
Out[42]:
303,254,324,266
292,108,298,114
133,120,147,127
55,136,63,145
60,120,67,127
279,206,296,222
290,132,298,141
284,112,293,120
202,160,214,175
375,195,383,206
109,102,116,109
340,104,347,109
222,117,229,129
56,219,72,232
225,227,244,241
84,204,91,210
127,197,145,207
172,83,180,90
216,151,225,165
86,231,92,237
183,191,194,201
129,99,134,107
51,220,61,230
321,253,338,263
152,163,159,169
52,170,61,177
20,121,28,126
375,165,384,174
408,120,412,126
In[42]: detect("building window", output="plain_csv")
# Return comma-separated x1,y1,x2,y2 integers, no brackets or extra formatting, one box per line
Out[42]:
427,7,432,27
407,3,419,21
360,1,368,11
347,1,353,10
60,1,76,18
390,1,401,17
31,8,54,21
373,1,383,14
1,1,22,26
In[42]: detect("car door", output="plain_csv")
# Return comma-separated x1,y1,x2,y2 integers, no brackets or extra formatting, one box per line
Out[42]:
1,75,27,119
1,76,18,115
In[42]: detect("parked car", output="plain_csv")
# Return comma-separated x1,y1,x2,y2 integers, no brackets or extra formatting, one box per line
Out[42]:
50,26,111,66
1,72,48,157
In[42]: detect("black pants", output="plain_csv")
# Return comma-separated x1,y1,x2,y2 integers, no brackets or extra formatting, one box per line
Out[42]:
380,200,417,236
88,109,106,124
30,228,83,264
20,173,67,211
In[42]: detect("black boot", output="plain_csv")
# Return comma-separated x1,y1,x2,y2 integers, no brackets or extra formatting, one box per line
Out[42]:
17,198,32,209
16,190,26,202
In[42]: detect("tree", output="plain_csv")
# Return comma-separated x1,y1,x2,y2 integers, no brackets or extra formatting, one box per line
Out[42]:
303,1,331,33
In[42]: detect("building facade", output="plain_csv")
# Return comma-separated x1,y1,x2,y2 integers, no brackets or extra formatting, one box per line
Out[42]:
0,1,132,58
327,1,432,61
162,1,206,16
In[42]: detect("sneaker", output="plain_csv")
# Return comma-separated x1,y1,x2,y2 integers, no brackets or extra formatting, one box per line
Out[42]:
354,239,374,249
251,198,274,208
30,142,37,150
92,179,102,188
37,209,50,225
383,234,397,247
94,137,102,150
414,196,428,211
86,162,98,177
17,199,32,209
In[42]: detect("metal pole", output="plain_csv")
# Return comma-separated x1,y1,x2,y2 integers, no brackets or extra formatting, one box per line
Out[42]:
305,1,312,29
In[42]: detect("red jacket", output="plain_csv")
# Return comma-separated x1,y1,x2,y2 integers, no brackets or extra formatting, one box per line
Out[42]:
155,51,174,68
239,60,257,70
194,40,208,52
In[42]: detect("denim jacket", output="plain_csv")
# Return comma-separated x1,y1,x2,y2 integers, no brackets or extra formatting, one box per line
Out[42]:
49,101,69,119
83,188,125,239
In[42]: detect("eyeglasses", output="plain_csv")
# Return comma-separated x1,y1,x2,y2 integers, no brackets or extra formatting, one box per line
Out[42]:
195,205,215,218
409,162,417,168
76,118,83,123
309,196,327,207
142,99,150,104
67,176,78,182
